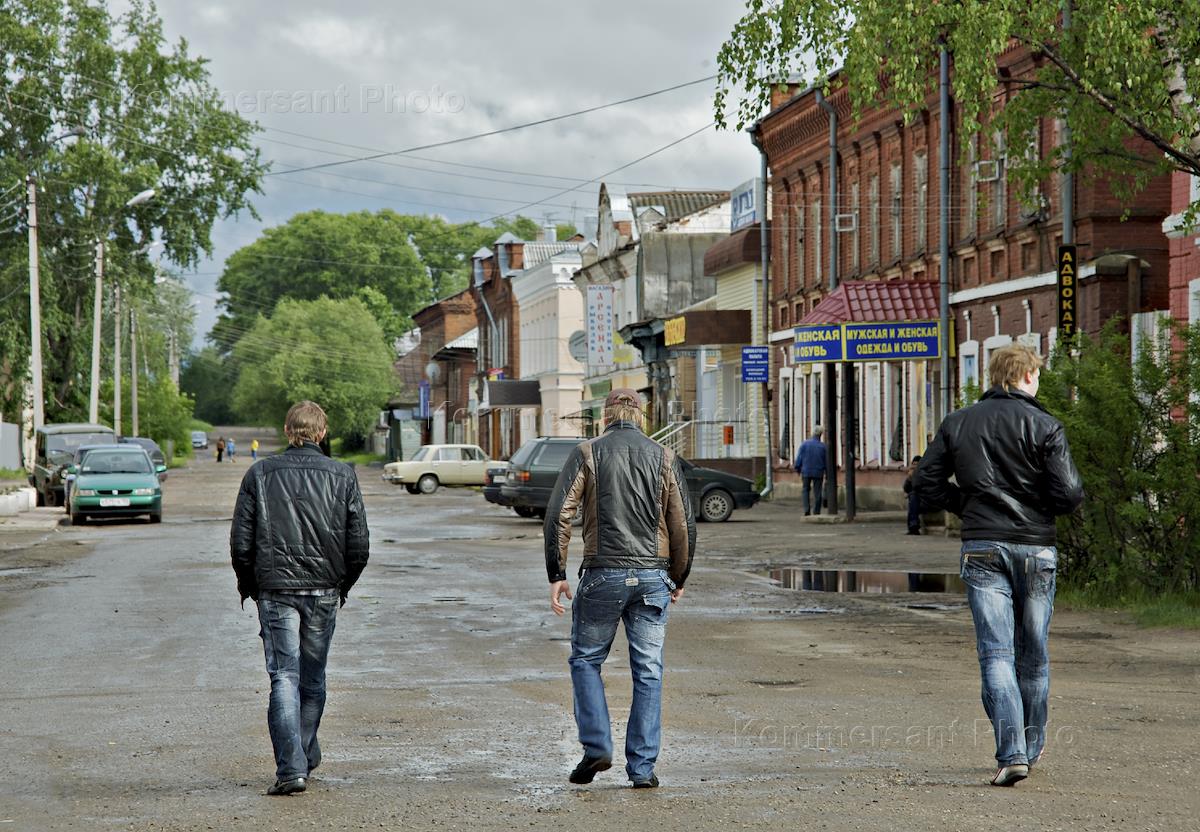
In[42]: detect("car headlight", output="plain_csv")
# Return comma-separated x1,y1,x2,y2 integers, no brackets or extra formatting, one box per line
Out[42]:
76,489,96,496
133,488,156,496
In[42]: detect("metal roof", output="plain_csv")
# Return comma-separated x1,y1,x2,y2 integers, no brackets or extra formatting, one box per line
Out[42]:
472,247,493,259
520,242,576,269
443,327,479,350
627,191,729,223
796,280,941,325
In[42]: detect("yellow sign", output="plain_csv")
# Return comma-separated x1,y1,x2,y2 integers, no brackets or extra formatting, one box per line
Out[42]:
664,315,687,346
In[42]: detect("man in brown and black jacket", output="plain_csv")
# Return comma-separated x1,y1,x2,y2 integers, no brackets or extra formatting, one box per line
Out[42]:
545,388,695,789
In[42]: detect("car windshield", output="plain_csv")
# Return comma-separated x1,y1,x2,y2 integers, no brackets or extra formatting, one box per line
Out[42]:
410,447,431,462
508,442,538,467
47,432,115,461
80,451,152,475
191,432,205,439
535,442,579,468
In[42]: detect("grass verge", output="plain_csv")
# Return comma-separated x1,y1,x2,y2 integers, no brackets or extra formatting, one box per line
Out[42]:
1058,585,1200,629
189,418,214,432
329,438,385,467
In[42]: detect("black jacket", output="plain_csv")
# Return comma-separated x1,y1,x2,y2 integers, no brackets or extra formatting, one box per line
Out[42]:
230,442,369,603
914,386,1083,545
544,421,696,587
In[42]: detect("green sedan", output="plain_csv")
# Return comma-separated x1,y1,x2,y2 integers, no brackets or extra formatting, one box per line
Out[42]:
68,446,166,525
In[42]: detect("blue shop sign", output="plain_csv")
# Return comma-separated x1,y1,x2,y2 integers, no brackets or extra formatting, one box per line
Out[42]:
741,345,769,382
792,324,844,363
843,321,940,361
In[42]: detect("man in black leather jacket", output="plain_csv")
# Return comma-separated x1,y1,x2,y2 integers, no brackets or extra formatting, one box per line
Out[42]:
915,344,1082,787
545,388,694,789
230,401,369,796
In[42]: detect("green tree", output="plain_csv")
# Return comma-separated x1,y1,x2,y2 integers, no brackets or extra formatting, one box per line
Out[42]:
99,374,195,453
0,0,264,422
716,1,1200,215
231,297,396,448
1039,320,1200,595
180,346,235,425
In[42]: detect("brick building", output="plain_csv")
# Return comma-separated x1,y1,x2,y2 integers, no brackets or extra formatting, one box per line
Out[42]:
756,46,1172,503
1166,173,1200,326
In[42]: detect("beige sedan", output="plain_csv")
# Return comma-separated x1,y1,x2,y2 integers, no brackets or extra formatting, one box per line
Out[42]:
382,444,491,494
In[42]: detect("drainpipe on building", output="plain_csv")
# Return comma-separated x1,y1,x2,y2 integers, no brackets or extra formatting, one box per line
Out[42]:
1062,2,1074,254
939,45,953,423
750,127,773,499
816,87,850,518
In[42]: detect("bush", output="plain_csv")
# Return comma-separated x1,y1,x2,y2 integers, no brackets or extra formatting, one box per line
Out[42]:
1039,319,1200,595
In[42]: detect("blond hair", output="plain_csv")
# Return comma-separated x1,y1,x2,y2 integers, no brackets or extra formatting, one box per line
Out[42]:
988,344,1044,390
604,401,645,430
284,400,328,447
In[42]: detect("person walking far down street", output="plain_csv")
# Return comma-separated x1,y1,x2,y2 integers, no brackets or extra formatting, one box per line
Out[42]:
216,436,226,463
544,388,695,790
903,455,923,535
914,344,1082,787
230,400,370,796
227,438,236,461
251,438,259,460
794,426,827,516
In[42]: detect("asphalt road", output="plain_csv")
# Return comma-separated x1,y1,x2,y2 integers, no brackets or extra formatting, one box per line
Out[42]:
0,439,1197,831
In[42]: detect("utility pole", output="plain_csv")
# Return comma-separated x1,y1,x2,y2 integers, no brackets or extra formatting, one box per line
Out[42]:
130,305,139,437
26,176,44,431
113,284,122,435
89,241,104,424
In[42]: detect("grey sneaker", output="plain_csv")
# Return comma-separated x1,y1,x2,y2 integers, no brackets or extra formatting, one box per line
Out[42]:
266,776,307,796
990,764,1029,787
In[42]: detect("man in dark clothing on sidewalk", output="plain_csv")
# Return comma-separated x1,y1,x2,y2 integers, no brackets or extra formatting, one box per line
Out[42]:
915,344,1082,787
231,400,370,796
794,426,827,515
545,388,696,789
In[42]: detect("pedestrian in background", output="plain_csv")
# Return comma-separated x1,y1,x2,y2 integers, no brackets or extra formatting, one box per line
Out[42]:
231,400,370,796
915,344,1082,787
216,436,225,463
794,426,827,516
545,388,695,789
227,438,237,461
903,455,922,535
251,438,259,460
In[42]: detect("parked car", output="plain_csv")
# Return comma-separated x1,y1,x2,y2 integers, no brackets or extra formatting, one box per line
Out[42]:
501,435,760,522
190,430,208,450
381,444,491,494
482,462,515,508
119,436,166,470
67,445,165,525
62,443,125,511
28,423,116,507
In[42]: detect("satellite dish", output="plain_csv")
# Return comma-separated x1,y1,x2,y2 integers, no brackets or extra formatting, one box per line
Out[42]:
425,361,442,383
568,330,587,363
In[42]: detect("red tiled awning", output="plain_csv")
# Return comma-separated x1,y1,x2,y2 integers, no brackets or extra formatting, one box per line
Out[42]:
796,280,941,325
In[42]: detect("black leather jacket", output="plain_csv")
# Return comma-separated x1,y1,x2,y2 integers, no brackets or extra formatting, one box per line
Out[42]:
914,386,1083,545
230,442,369,602
544,421,696,587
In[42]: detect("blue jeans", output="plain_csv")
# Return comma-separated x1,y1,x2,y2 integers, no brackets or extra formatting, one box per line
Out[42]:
960,541,1057,766
569,568,673,781
257,591,339,781
802,475,824,515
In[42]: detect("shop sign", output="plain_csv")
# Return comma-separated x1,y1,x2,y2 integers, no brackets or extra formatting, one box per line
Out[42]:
843,321,940,361
741,345,769,382
1057,245,1077,338
664,315,687,347
792,324,844,363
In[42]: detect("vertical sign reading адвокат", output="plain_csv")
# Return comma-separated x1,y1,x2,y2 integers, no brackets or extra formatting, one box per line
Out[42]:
1057,245,1077,339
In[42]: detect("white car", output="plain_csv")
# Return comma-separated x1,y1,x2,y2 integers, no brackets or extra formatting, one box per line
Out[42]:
382,444,491,494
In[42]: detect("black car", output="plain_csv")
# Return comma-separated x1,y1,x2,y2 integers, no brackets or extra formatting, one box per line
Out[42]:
119,436,167,470
482,462,515,508
501,435,760,522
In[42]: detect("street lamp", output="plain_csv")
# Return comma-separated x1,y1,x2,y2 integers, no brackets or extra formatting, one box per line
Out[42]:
26,126,86,431
89,189,157,427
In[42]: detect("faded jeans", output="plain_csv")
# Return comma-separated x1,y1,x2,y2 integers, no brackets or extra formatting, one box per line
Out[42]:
960,540,1057,766
569,568,673,781
257,591,339,781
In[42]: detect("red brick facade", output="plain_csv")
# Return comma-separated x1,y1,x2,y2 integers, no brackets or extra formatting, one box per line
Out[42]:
1167,172,1200,326
473,242,522,458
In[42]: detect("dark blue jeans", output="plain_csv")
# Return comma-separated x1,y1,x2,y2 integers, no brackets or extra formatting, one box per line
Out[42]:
907,491,922,532
802,475,824,515
257,591,339,781
960,541,1056,766
569,568,673,781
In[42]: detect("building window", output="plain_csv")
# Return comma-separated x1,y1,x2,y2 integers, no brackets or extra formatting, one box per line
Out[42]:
1021,240,1037,273
915,153,928,250
812,199,823,287
963,134,978,236
795,204,806,289
868,174,880,265
990,248,1004,282
850,180,861,273
962,255,976,287
887,363,907,463
780,192,791,291
992,130,1006,229
890,162,902,261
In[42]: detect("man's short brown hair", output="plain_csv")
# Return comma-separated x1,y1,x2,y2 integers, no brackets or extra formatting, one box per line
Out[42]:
284,400,328,447
603,388,644,429
988,344,1044,390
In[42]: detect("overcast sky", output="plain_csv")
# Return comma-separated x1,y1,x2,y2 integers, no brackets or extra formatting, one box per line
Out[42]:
136,1,762,346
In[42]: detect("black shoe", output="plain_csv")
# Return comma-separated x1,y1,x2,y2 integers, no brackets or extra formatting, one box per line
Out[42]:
907,529,921,535
631,774,660,789
803,511,811,516
266,777,307,796
569,755,612,784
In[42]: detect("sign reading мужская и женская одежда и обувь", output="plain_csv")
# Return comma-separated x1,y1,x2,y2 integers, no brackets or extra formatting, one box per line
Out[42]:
792,321,942,363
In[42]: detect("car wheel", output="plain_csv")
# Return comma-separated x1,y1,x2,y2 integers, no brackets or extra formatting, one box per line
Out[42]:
513,506,535,518
35,487,45,507
417,474,439,494
405,483,420,495
700,489,734,523
149,512,162,524
70,512,85,526
44,488,58,508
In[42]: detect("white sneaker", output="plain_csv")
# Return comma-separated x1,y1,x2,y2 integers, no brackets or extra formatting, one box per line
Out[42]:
991,764,1029,786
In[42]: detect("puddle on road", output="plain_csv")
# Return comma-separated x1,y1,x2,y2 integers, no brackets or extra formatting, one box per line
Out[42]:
763,567,965,594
